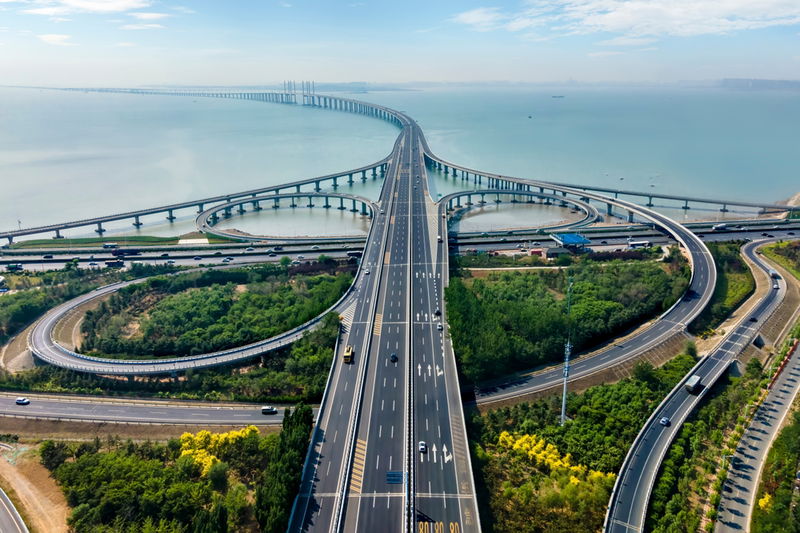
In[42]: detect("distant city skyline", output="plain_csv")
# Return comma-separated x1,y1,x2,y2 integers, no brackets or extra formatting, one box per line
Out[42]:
1,0,799,86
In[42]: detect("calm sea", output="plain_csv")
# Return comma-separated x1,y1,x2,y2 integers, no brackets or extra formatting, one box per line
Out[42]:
2,86,798,238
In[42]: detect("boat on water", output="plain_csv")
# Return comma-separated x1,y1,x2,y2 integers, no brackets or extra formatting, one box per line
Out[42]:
551,95,565,98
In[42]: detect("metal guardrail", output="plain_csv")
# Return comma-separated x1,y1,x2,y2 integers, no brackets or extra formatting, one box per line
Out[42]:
0,486,28,533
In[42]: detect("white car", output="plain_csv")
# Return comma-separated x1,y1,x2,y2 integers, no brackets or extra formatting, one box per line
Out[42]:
15,397,30,405
364,269,370,275
418,441,427,453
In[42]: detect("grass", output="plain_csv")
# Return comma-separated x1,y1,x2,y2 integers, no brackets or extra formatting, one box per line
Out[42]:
10,236,180,249
762,243,800,280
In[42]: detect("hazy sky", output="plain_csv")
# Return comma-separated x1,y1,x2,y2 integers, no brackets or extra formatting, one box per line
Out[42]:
1,0,799,86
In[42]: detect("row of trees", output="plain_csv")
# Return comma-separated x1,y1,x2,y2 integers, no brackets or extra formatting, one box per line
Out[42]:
42,405,312,532
469,351,698,532
80,267,351,357
447,252,690,383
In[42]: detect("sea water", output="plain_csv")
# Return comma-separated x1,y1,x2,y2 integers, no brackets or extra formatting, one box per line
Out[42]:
2,85,798,238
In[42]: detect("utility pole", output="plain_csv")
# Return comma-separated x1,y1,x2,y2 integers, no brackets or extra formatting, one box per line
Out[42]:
560,277,574,426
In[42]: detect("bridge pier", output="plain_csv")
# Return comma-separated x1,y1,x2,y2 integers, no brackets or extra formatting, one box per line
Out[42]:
211,213,219,224
252,200,262,211
607,203,613,216
456,197,461,208
339,198,346,210
289,197,298,208
167,209,176,222
351,199,358,213
95,222,105,235
307,196,314,208
5,236,12,244
324,197,331,209
646,196,654,207
720,203,729,212
315,181,321,192
332,176,339,189
197,203,204,213
133,215,143,227
361,203,368,216
372,167,377,179
361,170,367,181
627,211,635,223
223,206,232,218
466,195,473,206
495,193,501,204
682,200,690,210
348,173,354,186
480,193,486,204
296,184,302,193
273,198,280,209
237,204,246,215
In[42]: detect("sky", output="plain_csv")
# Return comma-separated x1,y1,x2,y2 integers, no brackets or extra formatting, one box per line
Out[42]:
0,0,799,86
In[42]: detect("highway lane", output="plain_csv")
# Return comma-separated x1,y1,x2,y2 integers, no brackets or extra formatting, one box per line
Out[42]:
0,486,28,533
0,393,283,425
290,129,405,532
605,239,787,533
715,256,798,532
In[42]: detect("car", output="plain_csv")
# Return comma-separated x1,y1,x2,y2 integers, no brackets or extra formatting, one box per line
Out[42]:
437,323,443,331
166,259,176,265
268,252,277,257
434,308,441,316
42,254,53,259
15,397,30,405
222,257,233,263
532,241,540,246
600,240,608,245
291,260,301,265
390,353,398,363
698,234,704,238
762,232,769,237
789,232,796,236
297,255,305,260
773,283,779,290
749,316,758,322
418,441,427,453
214,251,222,255
193,256,202,260
767,234,774,238
312,245,320,250
261,406,278,415
160,253,170,257
245,247,255,252
273,246,283,251
364,269,371,275
380,209,385,214
88,262,98,267
659,417,670,427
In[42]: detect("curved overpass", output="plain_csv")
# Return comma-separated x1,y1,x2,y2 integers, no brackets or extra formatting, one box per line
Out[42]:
439,189,601,231
195,192,377,242
604,239,787,533
425,151,716,405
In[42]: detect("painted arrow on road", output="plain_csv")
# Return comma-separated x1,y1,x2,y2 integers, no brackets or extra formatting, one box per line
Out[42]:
432,443,437,463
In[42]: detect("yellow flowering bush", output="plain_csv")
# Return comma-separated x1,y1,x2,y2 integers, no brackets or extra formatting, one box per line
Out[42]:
179,425,260,476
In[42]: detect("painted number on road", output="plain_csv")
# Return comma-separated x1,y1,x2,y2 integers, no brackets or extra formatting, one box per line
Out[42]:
418,522,460,533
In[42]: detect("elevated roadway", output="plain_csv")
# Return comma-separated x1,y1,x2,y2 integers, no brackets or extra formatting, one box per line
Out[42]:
604,239,787,533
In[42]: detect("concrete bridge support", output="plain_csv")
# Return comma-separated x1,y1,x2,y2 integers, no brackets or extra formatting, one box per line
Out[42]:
332,176,339,189
95,222,105,235
133,215,143,227
324,197,331,209
339,198,346,210
480,193,486,205
315,181,321,192
252,200,262,211
53,229,63,239
607,203,613,216
646,196,654,207
361,203,368,216
307,196,314,208
348,173,354,186
167,209,176,222
683,200,690,210
197,203,204,214
627,211,635,223
273,198,280,209
720,203,729,213
361,170,367,181
237,204,246,215
350,199,358,213
223,206,232,218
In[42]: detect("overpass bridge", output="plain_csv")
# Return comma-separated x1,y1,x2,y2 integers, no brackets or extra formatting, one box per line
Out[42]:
12,84,791,532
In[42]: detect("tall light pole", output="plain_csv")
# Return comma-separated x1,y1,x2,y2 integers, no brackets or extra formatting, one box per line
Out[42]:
560,277,574,426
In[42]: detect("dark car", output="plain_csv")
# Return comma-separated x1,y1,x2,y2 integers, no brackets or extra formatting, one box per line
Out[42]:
160,253,170,257
390,353,398,363
42,254,53,259
193,256,202,261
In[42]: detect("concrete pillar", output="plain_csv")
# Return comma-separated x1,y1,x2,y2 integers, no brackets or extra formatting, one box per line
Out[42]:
197,203,204,213
237,204,246,215
627,211,635,223
273,198,280,209
289,197,298,208
332,176,339,189
348,173,354,185
361,203,368,216
95,222,105,235
252,200,261,211
683,200,690,210
315,181,321,192
167,209,176,221
456,196,462,207
223,206,232,218
372,167,377,178
339,198,345,210
495,194,501,203
720,204,729,212
133,215,142,227
351,199,358,212
607,203,613,215
307,196,314,208
324,196,331,209
296,184,301,193
480,193,486,204
646,196,654,207
54,229,63,239
361,170,367,181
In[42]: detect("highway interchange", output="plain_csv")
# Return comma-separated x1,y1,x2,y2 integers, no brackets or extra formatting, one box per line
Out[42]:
1,89,799,532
